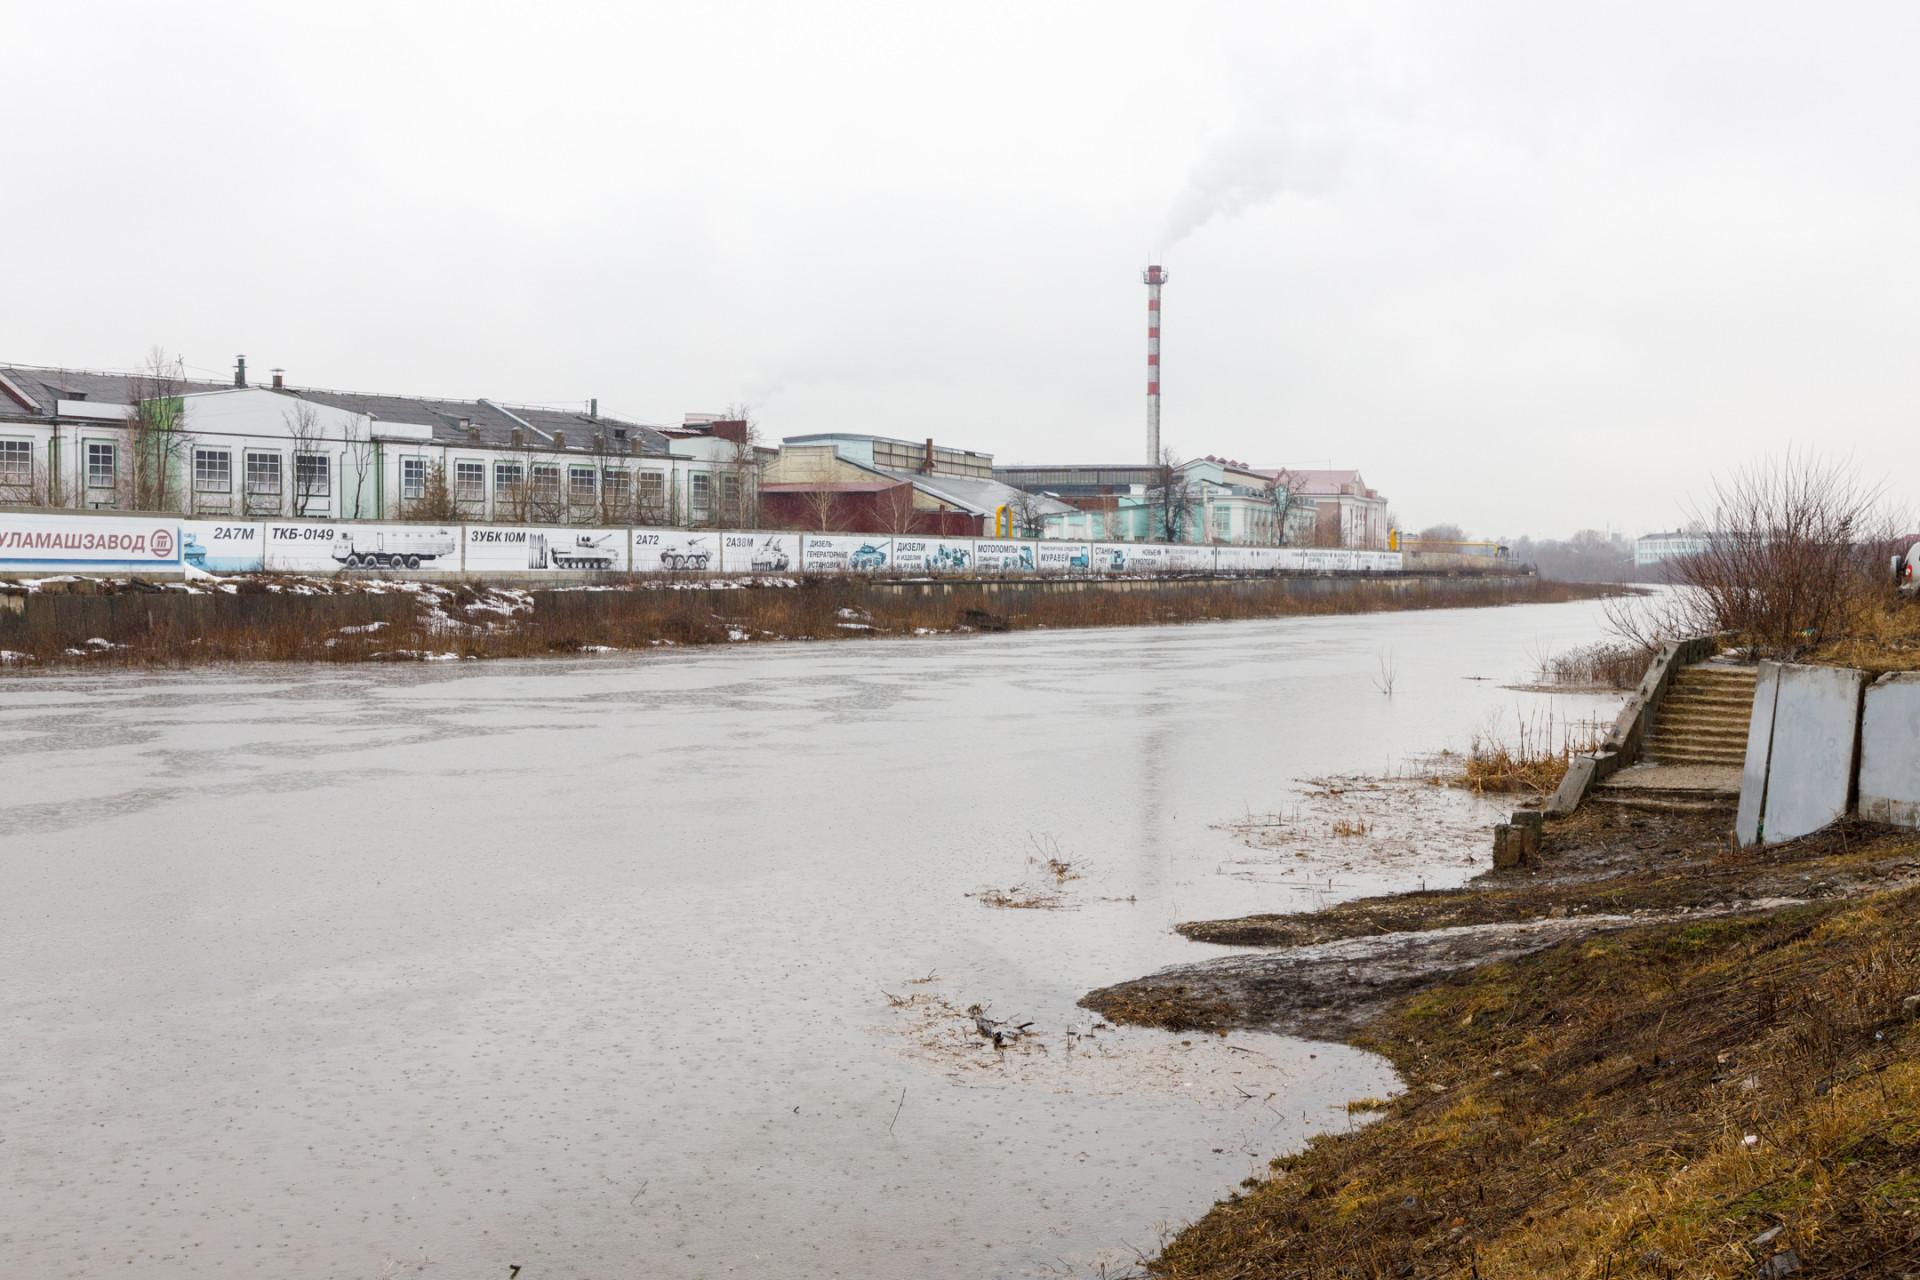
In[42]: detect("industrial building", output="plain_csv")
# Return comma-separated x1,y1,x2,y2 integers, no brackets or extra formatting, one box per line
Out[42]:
759,433,1070,535
0,359,761,528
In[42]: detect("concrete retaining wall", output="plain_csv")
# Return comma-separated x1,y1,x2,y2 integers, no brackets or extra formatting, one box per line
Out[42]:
1546,635,1718,816
1857,672,1920,828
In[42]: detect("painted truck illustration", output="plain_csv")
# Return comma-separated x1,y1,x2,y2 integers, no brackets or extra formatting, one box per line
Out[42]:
532,533,619,570
930,545,972,570
749,537,790,571
1067,548,1091,569
849,543,888,570
662,538,712,570
332,528,457,570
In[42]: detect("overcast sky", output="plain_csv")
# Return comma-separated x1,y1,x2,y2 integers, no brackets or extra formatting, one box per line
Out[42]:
5,1,1917,538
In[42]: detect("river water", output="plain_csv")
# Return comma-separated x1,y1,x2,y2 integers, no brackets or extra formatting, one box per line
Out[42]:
0,598,1623,1277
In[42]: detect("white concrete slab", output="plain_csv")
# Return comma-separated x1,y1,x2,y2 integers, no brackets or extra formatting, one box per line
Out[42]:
1735,661,1781,847
1761,663,1867,844
1858,672,1920,828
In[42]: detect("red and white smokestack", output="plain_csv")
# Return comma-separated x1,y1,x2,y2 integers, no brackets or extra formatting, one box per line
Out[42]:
1142,264,1167,463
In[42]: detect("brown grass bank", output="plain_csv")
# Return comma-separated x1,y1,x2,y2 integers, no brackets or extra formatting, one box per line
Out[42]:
1085,806,1920,1279
0,573,1622,669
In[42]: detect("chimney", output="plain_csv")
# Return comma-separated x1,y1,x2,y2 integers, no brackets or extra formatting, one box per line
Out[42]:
923,438,934,474
553,430,566,451
271,369,284,390
234,355,247,388
589,398,598,419
464,419,479,443
510,427,524,448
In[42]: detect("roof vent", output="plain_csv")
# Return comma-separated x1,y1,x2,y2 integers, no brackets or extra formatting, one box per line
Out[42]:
271,369,284,390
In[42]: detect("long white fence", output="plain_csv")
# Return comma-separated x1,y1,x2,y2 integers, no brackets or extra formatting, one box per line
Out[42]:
0,511,1404,577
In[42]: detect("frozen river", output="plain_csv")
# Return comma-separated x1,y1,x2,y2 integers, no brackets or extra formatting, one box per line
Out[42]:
0,598,1623,1277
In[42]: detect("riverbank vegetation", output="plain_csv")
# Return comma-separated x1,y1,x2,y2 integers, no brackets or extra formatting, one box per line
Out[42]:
1086,794,1920,1278
0,573,1622,669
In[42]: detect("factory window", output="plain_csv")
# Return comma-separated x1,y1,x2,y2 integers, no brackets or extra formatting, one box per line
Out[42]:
87,441,117,489
193,447,231,493
295,453,330,499
637,470,666,518
1212,506,1230,538
569,466,596,504
401,457,427,500
494,462,523,497
0,439,31,491
530,464,561,503
601,469,631,517
244,450,281,496
455,461,486,503
719,473,741,521
689,471,711,518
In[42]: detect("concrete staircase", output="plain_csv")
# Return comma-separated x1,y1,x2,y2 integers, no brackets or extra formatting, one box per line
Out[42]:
1590,661,1755,815
1643,663,1757,767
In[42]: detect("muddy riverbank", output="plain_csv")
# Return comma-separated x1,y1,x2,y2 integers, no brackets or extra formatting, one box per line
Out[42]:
0,572,1619,667
1085,801,1920,1277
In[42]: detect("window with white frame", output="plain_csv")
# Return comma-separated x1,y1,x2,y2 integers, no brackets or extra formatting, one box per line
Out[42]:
1212,505,1230,537
638,470,665,513
569,466,596,505
602,469,630,514
401,457,427,500
87,442,116,490
245,451,281,495
0,439,30,490
689,471,711,517
494,462,523,496
530,464,561,504
193,447,231,493
296,453,330,499
455,460,486,503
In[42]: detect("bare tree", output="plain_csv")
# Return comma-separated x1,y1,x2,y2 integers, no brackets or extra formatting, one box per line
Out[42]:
123,347,194,512
712,404,762,529
1147,446,1196,545
1607,451,1903,655
880,481,920,534
283,400,329,517
1005,488,1052,538
802,484,844,533
343,413,377,520
409,458,462,523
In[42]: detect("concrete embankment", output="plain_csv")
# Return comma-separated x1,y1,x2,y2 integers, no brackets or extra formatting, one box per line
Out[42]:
0,571,1608,666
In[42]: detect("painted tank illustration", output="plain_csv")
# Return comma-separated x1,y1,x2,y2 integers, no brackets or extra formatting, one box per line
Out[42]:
543,533,619,570
333,528,457,570
662,538,712,570
849,543,888,570
749,537,790,571
930,545,971,570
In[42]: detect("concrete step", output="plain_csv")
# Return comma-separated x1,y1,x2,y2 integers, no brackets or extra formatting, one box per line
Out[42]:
1644,749,1747,767
1649,723,1748,743
1591,793,1737,815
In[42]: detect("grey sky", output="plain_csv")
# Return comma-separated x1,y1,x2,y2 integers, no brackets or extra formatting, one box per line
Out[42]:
5,2,1916,539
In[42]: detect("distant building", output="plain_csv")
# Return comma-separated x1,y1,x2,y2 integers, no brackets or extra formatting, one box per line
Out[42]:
999,458,1327,546
1253,469,1390,550
0,360,756,527
760,433,1068,535
1634,530,1712,567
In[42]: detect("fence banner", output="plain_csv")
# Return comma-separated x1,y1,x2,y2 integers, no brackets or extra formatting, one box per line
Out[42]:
974,540,1037,573
181,521,264,572
1273,549,1402,572
631,528,717,572
1035,541,1093,573
1090,543,1133,572
0,513,181,571
720,531,798,574
264,522,460,572
467,526,626,573
890,537,975,573
801,535,892,573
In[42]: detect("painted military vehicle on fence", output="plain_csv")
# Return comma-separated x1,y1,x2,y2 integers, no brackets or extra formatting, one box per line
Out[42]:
749,537,791,571
542,533,620,570
849,543,889,570
662,538,712,570
332,528,458,570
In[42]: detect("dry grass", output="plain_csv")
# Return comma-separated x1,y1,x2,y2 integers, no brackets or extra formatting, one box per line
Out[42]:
0,574,1622,669
1533,639,1656,690
1450,710,1609,797
1148,887,1920,1279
